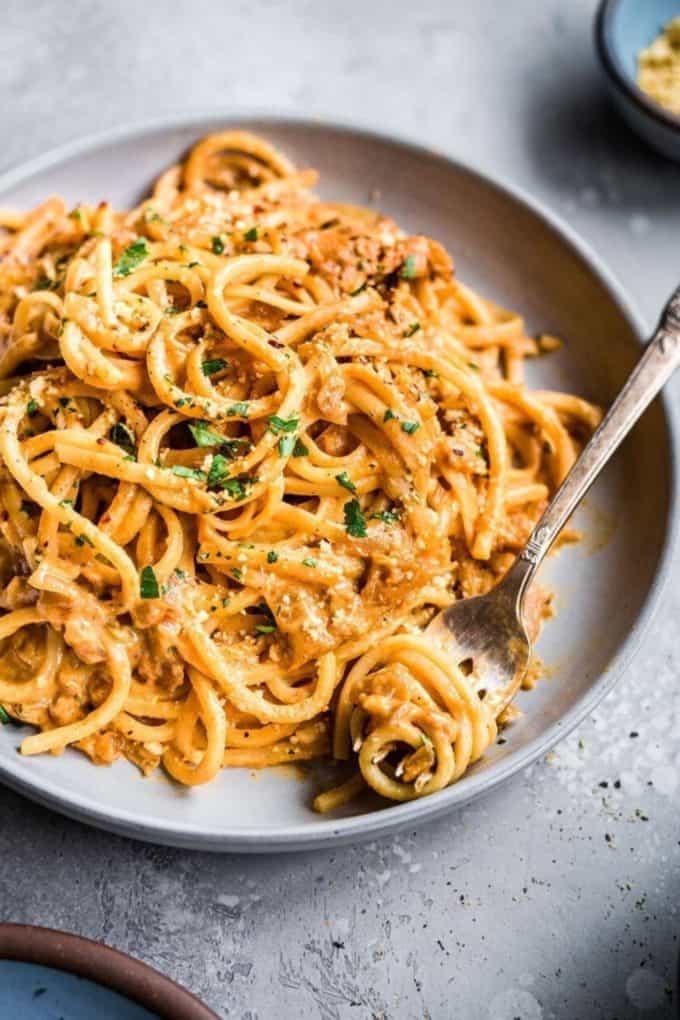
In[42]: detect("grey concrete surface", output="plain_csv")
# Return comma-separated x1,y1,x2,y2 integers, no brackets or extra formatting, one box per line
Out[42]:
1,1,679,1017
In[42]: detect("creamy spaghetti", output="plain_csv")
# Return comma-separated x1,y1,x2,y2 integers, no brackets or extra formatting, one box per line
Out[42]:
0,131,600,811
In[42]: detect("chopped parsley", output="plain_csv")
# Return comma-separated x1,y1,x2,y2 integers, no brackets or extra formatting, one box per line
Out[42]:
227,402,250,418
74,533,94,547
113,238,149,277
405,321,421,337
201,358,229,376
211,236,225,254
278,434,296,458
467,362,479,371
109,422,136,456
302,557,317,568
140,565,160,599
400,254,417,279
188,420,225,447
221,477,252,500
422,368,439,379
267,414,299,435
401,421,420,435
170,464,207,481
255,624,276,634
383,409,397,423
207,454,230,489
371,509,400,524
231,567,244,582
343,498,367,538
267,550,279,563
26,399,39,416
351,281,367,296
335,471,356,493
221,438,249,459
243,227,258,242
0,706,10,725
293,438,309,457
58,499,74,509
206,457,255,499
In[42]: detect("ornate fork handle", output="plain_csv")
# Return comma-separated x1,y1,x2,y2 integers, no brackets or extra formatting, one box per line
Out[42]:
506,284,680,598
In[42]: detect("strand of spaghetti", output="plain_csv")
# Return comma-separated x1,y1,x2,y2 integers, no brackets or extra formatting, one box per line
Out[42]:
20,629,131,755
0,391,139,607
163,671,227,786
186,624,337,723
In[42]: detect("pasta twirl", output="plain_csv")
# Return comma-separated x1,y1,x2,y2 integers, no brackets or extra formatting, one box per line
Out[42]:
0,131,599,809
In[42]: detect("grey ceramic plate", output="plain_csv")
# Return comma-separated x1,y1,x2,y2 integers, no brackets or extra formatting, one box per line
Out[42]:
0,114,676,852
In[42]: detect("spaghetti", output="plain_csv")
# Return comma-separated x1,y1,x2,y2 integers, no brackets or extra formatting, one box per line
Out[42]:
0,131,599,810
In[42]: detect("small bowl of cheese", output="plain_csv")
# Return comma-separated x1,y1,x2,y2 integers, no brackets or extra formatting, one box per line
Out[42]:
596,0,680,159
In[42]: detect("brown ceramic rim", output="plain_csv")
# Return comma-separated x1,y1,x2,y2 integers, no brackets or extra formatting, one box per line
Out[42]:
0,923,219,1020
595,0,680,134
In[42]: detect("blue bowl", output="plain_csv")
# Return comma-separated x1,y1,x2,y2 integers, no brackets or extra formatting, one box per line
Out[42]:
595,0,680,159
0,924,218,1020
0,961,159,1020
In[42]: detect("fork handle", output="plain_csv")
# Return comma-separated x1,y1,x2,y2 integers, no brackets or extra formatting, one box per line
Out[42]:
506,284,680,601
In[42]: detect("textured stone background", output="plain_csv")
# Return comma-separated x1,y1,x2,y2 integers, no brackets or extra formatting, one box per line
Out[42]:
1,2,679,1018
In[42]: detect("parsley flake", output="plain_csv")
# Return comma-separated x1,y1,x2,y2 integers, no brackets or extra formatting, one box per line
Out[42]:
335,471,356,493
400,254,417,279
211,236,225,254
371,509,400,524
243,227,258,242
267,550,279,563
278,434,296,458
344,499,367,538
140,565,160,599
207,454,230,489
227,402,250,418
188,420,225,447
201,358,229,376
401,421,420,435
293,438,309,457
109,422,136,456
405,322,421,337
171,465,207,481
113,238,149,277
221,477,252,500
302,557,317,568
267,414,299,435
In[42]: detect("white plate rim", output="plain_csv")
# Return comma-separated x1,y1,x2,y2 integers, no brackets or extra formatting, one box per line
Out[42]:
0,110,677,852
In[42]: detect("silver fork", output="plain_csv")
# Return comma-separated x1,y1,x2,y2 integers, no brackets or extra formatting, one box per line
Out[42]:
426,285,680,718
